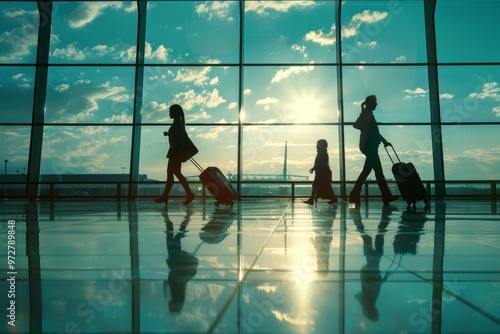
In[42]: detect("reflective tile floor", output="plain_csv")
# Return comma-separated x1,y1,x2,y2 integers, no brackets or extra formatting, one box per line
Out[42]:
1,198,499,334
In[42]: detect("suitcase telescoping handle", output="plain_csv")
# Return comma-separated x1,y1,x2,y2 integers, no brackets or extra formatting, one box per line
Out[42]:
384,145,401,165
189,157,204,173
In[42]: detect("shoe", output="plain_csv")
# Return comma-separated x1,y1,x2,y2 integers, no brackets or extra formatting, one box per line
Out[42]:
154,197,168,203
183,194,196,205
383,196,399,205
349,196,360,205
328,197,339,204
349,191,360,204
303,199,314,205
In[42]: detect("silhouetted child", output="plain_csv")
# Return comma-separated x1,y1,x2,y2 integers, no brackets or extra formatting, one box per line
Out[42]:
304,139,338,205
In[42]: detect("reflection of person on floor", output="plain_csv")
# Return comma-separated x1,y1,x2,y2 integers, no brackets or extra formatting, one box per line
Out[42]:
356,233,384,321
310,207,337,276
162,208,198,312
303,139,338,205
393,211,427,255
352,206,395,321
199,208,235,244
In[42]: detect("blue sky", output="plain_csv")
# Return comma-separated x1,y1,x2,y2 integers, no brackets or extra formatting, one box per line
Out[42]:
0,1,499,182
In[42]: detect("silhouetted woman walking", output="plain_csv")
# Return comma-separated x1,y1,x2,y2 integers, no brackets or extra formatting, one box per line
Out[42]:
155,104,196,205
350,95,397,205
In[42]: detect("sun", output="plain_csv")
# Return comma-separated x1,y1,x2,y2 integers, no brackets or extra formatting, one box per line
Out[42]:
285,86,332,123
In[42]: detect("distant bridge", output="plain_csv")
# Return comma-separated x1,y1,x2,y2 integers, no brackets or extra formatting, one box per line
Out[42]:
186,174,309,182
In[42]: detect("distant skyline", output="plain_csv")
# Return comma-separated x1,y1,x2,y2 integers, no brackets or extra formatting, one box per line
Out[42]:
0,1,499,183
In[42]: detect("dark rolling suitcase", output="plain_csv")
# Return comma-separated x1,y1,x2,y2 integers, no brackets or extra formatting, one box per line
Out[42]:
190,158,238,206
385,146,428,208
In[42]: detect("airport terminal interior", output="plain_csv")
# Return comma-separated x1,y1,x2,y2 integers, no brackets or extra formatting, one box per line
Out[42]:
1,0,500,333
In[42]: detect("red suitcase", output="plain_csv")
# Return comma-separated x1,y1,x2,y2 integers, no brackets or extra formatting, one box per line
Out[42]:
190,158,238,206
385,146,428,209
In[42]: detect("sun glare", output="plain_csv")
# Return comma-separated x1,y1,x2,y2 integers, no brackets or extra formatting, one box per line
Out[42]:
287,88,329,123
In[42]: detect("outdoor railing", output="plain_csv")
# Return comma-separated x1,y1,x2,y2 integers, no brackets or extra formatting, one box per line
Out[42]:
0,180,498,201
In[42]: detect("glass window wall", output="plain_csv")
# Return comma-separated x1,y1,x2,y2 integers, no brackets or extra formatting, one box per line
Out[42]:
242,66,338,123
141,66,240,124
0,0,498,198
438,65,500,123
244,1,337,64
435,0,500,63
341,0,427,64
45,66,136,124
40,125,133,176
0,1,39,64
342,65,431,123
146,1,240,64
0,66,36,123
49,1,138,64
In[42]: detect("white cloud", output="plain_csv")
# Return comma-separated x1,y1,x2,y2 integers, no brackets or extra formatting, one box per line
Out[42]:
104,113,133,124
271,65,314,83
304,25,336,46
352,10,388,24
109,94,131,103
245,1,316,15
0,10,39,62
120,46,137,63
271,310,315,327
189,108,212,122
92,44,115,57
439,93,454,100
393,55,407,63
356,41,377,48
148,44,168,63
493,106,500,117
403,88,428,99
80,126,109,136
142,101,170,121
228,102,238,109
196,1,233,20
468,82,500,100
304,10,387,49
206,89,226,107
55,84,70,92
109,136,129,143
341,26,358,39
341,10,388,39
291,44,307,58
138,43,170,63
123,2,137,13
256,97,279,105
357,60,366,70
210,77,220,85
52,43,86,60
67,2,124,28
244,89,252,95
196,126,228,140
172,88,226,110
174,67,212,86
47,81,131,123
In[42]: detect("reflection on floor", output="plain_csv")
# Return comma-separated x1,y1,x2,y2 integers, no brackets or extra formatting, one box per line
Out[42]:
1,198,499,334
